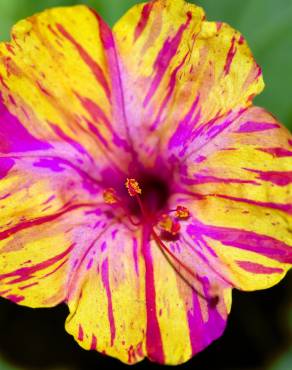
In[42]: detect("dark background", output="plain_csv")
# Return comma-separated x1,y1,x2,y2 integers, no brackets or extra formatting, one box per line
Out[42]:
0,1,291,369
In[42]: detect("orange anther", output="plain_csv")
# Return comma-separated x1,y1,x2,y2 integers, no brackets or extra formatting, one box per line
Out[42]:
125,178,142,197
175,205,190,219
158,214,181,236
103,188,118,204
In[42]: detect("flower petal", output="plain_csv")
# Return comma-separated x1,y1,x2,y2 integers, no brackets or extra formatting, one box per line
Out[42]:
0,135,107,306
0,201,107,307
0,5,133,171
65,225,229,365
65,225,146,364
0,5,135,307
113,0,263,164
167,107,292,291
139,228,229,365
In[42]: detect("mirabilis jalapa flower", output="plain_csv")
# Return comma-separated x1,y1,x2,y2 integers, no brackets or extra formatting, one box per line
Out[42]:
0,0,291,365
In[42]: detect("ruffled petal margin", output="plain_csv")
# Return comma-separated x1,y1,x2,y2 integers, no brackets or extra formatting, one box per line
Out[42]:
0,5,133,174
166,106,292,293
113,0,263,165
0,4,121,306
65,225,229,365
0,0,291,366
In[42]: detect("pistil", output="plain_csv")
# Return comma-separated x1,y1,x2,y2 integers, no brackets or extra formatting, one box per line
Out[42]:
125,179,211,294
158,214,181,236
103,187,141,226
104,178,217,304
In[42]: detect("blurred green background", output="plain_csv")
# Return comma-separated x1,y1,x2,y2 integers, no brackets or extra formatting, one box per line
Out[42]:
0,1,291,370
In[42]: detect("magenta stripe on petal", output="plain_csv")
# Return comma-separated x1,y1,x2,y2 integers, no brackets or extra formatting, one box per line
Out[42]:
0,96,52,153
134,2,154,41
6,294,25,303
143,12,192,107
42,259,68,279
142,227,164,363
187,290,205,354
212,194,292,215
77,94,112,129
19,282,39,290
224,36,236,75
236,121,280,133
90,334,97,350
188,283,226,355
34,157,66,172
56,24,111,100
187,222,292,263
90,8,115,52
244,168,292,186
150,52,190,131
0,158,14,179
87,120,109,148
0,243,75,283
168,95,200,149
0,203,98,242
78,324,84,341
91,8,134,152
182,174,259,186
101,258,116,346
205,116,235,140
33,156,100,194
50,123,90,157
132,238,139,276
237,261,283,274
258,147,292,158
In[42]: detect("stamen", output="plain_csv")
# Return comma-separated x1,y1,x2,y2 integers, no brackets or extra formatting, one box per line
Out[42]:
103,187,140,227
125,178,142,197
123,180,217,305
103,188,118,204
150,227,218,304
158,214,181,236
175,205,190,219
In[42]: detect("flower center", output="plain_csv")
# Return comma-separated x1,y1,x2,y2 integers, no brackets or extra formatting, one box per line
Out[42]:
137,174,170,216
103,176,189,235
102,171,172,222
103,178,218,305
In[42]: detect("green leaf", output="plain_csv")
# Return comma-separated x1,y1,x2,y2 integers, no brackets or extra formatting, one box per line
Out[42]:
0,357,22,370
269,349,292,370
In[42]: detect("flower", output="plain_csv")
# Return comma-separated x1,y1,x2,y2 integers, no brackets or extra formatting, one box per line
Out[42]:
0,0,291,365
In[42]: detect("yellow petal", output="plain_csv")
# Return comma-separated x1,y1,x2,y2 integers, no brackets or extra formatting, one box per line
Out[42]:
113,0,264,165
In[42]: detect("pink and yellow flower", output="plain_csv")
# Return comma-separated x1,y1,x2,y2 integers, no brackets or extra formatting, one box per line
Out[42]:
0,0,291,365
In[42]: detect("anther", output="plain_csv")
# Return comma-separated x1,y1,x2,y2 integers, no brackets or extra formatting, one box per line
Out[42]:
175,205,190,219
158,214,181,236
122,179,217,306
125,178,142,197
103,187,141,227
103,188,118,204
